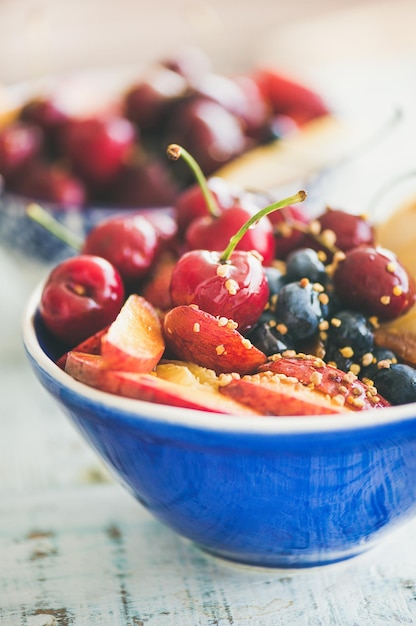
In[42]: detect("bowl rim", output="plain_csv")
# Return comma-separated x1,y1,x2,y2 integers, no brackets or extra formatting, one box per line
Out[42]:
22,280,416,435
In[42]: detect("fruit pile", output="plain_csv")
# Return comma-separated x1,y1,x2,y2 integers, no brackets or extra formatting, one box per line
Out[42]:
0,49,329,209
36,144,416,415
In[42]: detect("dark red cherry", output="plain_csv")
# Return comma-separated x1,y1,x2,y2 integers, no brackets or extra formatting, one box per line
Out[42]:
11,160,86,207
185,202,275,265
254,69,329,125
166,97,248,175
315,208,375,254
268,203,310,260
0,121,43,179
81,213,159,287
123,67,189,131
333,245,416,321
112,157,180,208
174,177,239,234
62,116,136,188
169,248,269,331
40,254,125,346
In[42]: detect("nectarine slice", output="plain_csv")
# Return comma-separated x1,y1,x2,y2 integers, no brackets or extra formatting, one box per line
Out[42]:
101,294,165,372
163,305,267,375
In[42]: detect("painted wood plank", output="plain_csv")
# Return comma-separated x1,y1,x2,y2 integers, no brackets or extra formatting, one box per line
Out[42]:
1,483,416,625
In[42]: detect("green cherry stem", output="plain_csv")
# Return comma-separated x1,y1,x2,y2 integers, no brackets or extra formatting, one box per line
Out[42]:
220,189,307,262
166,143,221,218
26,203,83,251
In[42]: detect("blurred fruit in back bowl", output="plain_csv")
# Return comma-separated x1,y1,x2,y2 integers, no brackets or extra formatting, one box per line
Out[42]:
0,48,331,267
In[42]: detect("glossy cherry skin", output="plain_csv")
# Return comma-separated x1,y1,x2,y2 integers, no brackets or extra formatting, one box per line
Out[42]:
333,245,416,321
301,208,375,259
0,122,43,180
40,255,125,346
185,203,275,266
123,67,189,131
169,249,269,331
112,158,179,208
166,97,248,176
11,160,86,207
62,116,136,188
254,69,329,125
174,177,239,235
268,203,310,260
82,214,159,287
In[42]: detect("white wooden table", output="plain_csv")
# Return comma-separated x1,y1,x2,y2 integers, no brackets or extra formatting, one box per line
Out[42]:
2,1,416,623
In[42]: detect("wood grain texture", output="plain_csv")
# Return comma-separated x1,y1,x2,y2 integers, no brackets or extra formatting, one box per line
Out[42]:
1,484,416,625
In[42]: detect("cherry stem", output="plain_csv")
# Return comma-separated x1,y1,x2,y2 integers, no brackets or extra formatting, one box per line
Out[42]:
26,203,83,251
166,143,221,218
220,190,307,262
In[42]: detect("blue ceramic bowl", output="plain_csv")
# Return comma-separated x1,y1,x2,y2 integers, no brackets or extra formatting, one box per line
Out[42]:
23,283,416,569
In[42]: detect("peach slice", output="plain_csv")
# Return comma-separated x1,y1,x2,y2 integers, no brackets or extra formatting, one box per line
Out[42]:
101,294,165,372
220,371,353,416
56,325,109,370
65,351,259,415
163,305,267,375
257,354,389,410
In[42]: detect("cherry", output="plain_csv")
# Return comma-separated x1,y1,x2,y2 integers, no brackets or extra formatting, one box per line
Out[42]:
11,160,86,207
111,157,180,208
62,116,136,188
168,156,307,331
123,67,189,131
20,96,70,131
185,203,275,265
305,208,375,257
268,203,310,260
333,246,416,321
0,121,43,180
254,69,329,125
169,248,268,332
168,143,275,264
165,97,248,176
40,254,125,346
81,213,160,288
174,176,239,235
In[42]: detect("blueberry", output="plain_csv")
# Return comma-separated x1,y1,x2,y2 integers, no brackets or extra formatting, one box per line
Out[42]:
274,280,324,342
265,266,288,298
373,363,416,405
359,347,397,382
246,319,295,356
285,248,327,284
325,310,374,361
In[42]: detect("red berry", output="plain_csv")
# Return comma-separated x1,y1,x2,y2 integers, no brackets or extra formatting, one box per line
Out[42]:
169,248,269,331
333,246,416,321
254,69,329,125
269,203,310,260
174,177,238,234
12,160,86,207
185,202,275,266
62,116,136,188
40,255,125,346
315,208,375,254
123,67,188,130
166,97,248,175
82,213,159,286
0,122,43,179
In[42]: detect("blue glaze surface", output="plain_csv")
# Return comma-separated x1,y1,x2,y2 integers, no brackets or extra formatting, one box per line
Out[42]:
23,287,416,568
